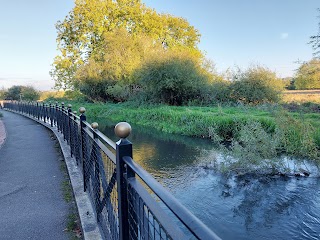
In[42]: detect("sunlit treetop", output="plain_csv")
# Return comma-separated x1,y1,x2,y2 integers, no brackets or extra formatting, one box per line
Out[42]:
52,0,202,89
56,0,201,59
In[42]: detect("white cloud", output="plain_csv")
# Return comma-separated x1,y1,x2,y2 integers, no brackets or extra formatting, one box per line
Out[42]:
280,33,289,40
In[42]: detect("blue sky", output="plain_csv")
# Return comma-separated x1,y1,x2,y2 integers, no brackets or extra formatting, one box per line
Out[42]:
0,0,319,90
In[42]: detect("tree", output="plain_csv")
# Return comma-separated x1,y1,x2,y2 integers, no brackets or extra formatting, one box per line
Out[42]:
295,59,320,89
229,65,284,104
4,86,39,101
310,9,320,57
52,0,202,89
74,28,165,101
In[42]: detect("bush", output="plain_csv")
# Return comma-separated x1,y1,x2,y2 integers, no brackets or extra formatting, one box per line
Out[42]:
227,121,281,171
229,66,284,105
4,85,39,101
106,84,131,102
295,59,320,90
77,79,112,102
204,81,231,104
137,52,210,105
63,90,86,101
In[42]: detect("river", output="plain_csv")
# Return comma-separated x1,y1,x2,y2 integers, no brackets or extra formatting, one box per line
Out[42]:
99,120,320,240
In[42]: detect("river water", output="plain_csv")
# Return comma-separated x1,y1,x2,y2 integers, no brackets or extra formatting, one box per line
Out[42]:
100,121,320,240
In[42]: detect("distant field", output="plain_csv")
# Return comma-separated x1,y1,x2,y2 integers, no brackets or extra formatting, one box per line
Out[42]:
282,90,320,103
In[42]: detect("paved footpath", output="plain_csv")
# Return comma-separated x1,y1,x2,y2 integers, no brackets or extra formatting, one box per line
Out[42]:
0,110,69,240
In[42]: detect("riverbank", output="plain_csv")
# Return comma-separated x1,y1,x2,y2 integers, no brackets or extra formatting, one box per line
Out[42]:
63,102,320,165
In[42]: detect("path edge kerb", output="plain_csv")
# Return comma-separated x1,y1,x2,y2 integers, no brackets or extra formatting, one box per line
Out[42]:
4,109,103,240
0,118,7,150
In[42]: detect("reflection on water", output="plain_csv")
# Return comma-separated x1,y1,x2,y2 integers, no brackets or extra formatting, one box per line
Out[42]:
97,119,320,240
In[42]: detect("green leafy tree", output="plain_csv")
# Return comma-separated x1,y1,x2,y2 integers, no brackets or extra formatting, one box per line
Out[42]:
4,86,39,101
74,29,165,101
52,0,201,89
230,65,284,104
295,59,320,89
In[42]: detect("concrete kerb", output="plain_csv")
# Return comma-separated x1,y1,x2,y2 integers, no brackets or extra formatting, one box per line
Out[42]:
4,109,103,240
0,118,7,150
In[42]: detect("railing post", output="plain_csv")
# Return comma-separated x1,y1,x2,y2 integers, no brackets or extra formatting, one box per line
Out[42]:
43,102,46,123
91,122,101,222
73,111,78,163
55,102,59,129
115,122,133,240
79,107,87,192
61,102,65,138
49,102,53,127
67,104,72,148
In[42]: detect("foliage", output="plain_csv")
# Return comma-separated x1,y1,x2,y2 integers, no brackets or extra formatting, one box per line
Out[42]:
52,0,201,89
4,85,39,101
66,102,320,167
0,88,6,100
226,121,281,171
205,80,231,104
74,29,164,101
136,51,210,105
295,59,320,89
40,90,87,103
274,111,320,162
229,65,284,104
39,90,65,101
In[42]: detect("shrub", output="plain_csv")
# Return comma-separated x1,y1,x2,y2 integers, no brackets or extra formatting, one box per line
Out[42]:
4,85,39,101
205,81,231,104
63,90,86,101
137,52,210,105
229,66,284,104
228,121,281,170
106,84,131,102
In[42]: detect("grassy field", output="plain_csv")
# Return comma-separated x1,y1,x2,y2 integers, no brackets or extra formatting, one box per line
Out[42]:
282,90,320,103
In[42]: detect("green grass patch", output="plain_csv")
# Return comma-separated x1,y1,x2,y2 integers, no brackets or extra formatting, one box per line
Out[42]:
51,101,320,164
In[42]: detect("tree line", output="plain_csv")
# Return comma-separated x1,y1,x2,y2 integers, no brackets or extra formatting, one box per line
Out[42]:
2,1,319,104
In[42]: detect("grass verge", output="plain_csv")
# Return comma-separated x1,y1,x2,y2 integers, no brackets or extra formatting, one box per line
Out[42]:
51,132,82,239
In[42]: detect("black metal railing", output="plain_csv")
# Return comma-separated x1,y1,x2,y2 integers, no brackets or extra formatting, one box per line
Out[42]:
4,101,221,240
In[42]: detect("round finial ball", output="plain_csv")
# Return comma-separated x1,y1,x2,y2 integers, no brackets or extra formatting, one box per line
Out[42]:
79,107,86,114
91,122,99,129
115,122,131,139
67,104,72,108
61,102,65,105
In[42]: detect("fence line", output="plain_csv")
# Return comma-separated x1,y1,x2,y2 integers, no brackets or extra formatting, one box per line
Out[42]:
4,101,221,240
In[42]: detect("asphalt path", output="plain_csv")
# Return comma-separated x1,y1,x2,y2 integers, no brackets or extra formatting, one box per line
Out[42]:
0,110,69,240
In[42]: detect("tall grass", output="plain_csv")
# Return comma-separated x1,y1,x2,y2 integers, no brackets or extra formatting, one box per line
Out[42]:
47,101,320,167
